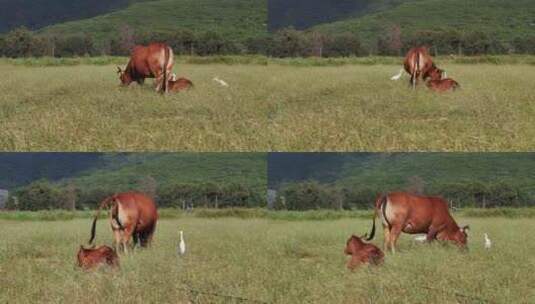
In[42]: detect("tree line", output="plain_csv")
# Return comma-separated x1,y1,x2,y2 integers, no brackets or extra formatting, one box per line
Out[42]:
4,179,264,211
274,180,534,211
1,26,534,58
3,178,533,211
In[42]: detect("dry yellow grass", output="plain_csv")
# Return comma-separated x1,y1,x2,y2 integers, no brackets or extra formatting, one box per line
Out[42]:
0,61,534,151
1,217,534,303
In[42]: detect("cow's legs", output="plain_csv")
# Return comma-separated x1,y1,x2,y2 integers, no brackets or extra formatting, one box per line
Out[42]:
133,233,139,248
140,224,156,248
426,226,439,242
389,225,403,254
113,229,122,253
383,225,391,252
121,226,135,255
154,70,168,93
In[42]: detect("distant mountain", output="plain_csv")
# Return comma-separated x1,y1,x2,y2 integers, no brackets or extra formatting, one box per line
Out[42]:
0,0,138,33
267,153,373,187
39,0,267,41
268,153,535,193
0,153,267,193
268,0,535,49
0,153,109,189
313,0,535,45
268,0,407,31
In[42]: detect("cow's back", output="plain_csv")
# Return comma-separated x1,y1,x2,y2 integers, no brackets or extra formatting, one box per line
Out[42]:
387,192,439,232
127,43,170,78
404,47,432,75
115,192,158,231
128,46,152,77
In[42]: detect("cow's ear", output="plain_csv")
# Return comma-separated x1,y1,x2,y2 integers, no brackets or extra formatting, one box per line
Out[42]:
461,225,470,233
117,66,122,74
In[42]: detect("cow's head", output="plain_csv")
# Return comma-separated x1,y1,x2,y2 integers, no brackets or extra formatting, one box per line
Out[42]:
450,225,469,247
117,67,132,86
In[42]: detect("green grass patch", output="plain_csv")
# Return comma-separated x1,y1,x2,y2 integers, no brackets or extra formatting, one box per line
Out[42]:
2,208,535,222
5,55,535,67
0,217,533,303
1,60,535,151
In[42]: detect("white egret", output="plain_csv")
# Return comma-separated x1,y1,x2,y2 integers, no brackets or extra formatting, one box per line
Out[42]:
413,235,427,242
484,233,492,250
213,77,229,87
178,230,186,255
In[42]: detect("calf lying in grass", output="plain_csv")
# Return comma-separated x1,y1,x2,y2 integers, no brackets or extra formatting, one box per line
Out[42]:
344,235,384,270
168,74,193,92
427,78,460,92
77,245,119,270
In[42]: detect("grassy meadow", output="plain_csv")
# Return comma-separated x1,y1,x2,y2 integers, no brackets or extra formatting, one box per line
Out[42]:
1,214,534,303
1,57,535,151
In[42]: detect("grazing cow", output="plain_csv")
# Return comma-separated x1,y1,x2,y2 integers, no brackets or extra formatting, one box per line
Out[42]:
426,78,460,92
344,235,384,270
88,192,158,254
168,77,193,93
392,47,444,88
77,245,119,270
365,192,469,253
117,43,174,93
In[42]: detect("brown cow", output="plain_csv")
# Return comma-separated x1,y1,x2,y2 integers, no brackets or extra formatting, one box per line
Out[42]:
88,192,158,254
427,78,460,92
77,245,119,270
344,235,384,270
392,46,444,88
117,43,174,94
365,192,469,253
168,74,193,93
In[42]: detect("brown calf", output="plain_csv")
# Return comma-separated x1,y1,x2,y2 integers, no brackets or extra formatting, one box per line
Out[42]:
168,77,193,93
344,235,384,270
427,78,460,92
77,245,119,270
365,192,469,253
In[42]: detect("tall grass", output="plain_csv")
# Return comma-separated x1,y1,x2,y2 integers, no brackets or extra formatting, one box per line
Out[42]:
1,60,535,151
0,217,533,303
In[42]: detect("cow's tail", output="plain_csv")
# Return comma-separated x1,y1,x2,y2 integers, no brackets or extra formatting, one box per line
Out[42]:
88,195,120,245
365,194,388,241
161,46,171,94
412,51,421,88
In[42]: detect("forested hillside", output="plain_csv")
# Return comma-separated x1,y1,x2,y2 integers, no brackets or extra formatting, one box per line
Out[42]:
40,0,267,42
0,0,142,32
2,153,267,210
269,153,535,210
268,0,383,31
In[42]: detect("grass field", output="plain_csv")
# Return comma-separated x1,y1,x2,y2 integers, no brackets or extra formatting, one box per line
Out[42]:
1,58,534,151
1,215,533,303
